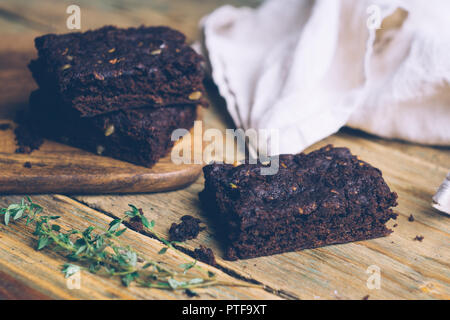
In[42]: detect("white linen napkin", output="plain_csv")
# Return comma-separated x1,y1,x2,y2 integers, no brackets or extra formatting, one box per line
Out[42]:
201,0,450,155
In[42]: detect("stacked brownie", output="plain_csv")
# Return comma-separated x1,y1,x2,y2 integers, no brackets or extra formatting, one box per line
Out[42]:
200,145,398,260
27,25,205,167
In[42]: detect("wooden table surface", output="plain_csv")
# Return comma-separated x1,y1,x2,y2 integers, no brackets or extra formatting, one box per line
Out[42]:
0,0,449,300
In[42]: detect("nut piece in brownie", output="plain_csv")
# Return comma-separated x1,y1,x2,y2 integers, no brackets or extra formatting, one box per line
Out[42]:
29,26,205,117
199,145,398,260
28,90,196,167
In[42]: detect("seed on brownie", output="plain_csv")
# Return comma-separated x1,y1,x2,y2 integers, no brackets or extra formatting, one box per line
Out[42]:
109,58,118,64
108,48,116,53
230,183,238,189
189,91,202,100
151,49,162,55
96,145,105,155
104,124,115,136
298,207,304,215
60,64,71,70
66,55,73,61
93,71,104,80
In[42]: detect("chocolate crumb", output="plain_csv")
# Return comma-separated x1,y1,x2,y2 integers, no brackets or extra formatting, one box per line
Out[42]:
169,215,205,242
23,162,32,168
128,209,147,233
184,289,199,298
193,245,216,266
393,224,398,228
413,235,424,242
408,214,415,222
362,295,370,300
0,123,11,131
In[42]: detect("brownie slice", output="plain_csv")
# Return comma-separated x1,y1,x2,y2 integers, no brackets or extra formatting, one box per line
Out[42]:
29,25,205,117
199,145,398,260
28,90,197,167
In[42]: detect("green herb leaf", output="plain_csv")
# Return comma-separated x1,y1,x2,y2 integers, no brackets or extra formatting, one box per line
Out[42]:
115,228,127,237
108,219,121,232
13,208,24,220
140,216,151,229
121,272,139,287
180,261,196,273
62,263,80,278
158,247,168,255
37,236,50,250
188,278,203,285
168,278,186,289
4,211,10,225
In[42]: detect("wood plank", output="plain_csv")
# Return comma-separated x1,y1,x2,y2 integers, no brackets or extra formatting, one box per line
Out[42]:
75,133,450,300
0,194,279,300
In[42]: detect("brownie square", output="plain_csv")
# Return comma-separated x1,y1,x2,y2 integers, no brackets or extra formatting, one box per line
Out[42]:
200,145,398,260
28,90,197,167
29,26,205,117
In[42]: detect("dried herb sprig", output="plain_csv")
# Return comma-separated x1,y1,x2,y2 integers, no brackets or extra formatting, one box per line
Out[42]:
0,197,259,291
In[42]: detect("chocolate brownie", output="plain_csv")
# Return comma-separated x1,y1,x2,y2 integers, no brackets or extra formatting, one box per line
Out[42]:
29,26,205,117
199,145,398,260
28,90,196,167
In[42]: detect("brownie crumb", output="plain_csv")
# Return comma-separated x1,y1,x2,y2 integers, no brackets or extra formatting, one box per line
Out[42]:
408,214,415,222
193,245,216,266
184,289,199,298
0,123,11,131
128,209,147,233
393,224,398,228
413,235,424,242
362,295,370,300
169,215,205,242
23,162,32,168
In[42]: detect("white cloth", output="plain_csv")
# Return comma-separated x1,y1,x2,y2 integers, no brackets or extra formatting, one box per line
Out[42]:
201,0,450,154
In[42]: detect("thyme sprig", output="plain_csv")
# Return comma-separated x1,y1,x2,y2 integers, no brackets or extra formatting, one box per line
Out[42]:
0,197,259,291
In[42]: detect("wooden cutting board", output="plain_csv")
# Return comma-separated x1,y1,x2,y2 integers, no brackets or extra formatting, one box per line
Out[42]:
0,118,203,194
